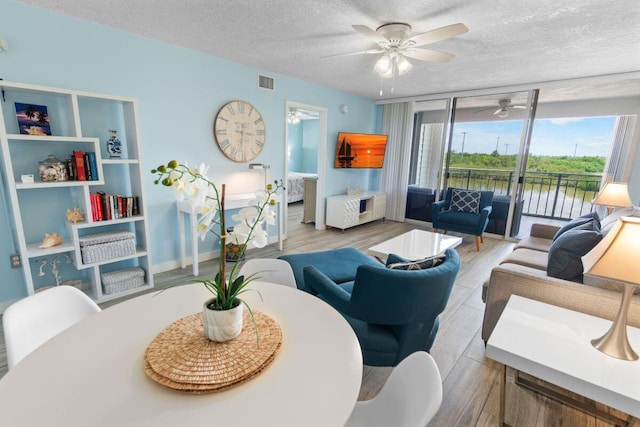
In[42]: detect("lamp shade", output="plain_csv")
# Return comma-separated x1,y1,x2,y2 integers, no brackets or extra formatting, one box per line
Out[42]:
582,216,640,286
395,55,413,75
592,182,633,209
497,109,509,118
374,55,392,75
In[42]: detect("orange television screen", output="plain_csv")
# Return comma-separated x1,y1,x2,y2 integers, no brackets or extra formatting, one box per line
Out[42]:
334,132,388,169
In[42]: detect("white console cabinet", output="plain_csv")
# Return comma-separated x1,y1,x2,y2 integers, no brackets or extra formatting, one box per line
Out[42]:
325,191,386,231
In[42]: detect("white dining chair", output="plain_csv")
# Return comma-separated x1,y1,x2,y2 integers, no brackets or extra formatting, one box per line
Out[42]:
3,285,101,370
238,258,297,288
345,351,443,427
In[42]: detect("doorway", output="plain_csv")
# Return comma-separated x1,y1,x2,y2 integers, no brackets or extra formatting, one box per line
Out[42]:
284,101,328,235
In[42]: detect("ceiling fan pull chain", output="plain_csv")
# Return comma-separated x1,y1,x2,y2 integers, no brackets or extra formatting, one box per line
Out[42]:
391,63,396,93
379,75,384,97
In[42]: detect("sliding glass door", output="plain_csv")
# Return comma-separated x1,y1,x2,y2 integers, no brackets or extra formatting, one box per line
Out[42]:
442,90,538,238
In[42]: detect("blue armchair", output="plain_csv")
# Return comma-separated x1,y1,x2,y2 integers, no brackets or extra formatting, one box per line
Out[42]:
432,188,494,251
303,249,460,367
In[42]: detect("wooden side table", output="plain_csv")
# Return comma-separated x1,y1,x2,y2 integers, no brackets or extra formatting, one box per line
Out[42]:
301,177,317,224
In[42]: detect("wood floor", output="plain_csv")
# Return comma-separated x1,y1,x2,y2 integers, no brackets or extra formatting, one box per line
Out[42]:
0,202,516,426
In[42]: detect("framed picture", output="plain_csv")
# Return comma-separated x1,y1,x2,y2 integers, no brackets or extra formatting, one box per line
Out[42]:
15,103,52,136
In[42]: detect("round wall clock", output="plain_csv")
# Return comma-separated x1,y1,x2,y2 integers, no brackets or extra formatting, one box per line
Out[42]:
214,100,266,162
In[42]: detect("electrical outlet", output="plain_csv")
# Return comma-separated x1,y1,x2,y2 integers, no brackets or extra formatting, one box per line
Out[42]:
9,253,21,268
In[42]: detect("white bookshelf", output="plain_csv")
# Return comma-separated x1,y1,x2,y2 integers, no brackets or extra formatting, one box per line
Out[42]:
0,80,153,302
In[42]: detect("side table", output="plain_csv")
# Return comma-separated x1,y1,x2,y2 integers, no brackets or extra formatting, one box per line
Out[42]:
486,295,640,426
177,193,283,276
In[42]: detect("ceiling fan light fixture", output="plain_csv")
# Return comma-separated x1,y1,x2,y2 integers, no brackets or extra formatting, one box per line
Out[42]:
288,109,300,124
374,54,392,75
396,55,413,75
497,109,509,119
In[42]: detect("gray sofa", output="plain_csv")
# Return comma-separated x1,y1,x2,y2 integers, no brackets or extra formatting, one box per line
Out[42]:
481,207,640,341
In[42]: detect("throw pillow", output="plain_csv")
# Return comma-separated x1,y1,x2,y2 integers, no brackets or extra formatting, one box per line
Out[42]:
552,211,601,241
547,220,603,281
388,255,445,270
449,189,481,213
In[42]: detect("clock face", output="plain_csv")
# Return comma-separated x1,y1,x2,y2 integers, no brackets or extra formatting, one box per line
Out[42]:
214,100,266,162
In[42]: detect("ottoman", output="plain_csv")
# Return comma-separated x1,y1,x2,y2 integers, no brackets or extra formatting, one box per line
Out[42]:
279,247,381,293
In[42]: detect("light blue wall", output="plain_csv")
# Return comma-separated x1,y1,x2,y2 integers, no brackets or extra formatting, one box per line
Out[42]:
0,0,378,302
302,120,319,173
287,122,303,172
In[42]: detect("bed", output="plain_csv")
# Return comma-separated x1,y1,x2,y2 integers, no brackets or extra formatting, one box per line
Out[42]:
287,172,318,203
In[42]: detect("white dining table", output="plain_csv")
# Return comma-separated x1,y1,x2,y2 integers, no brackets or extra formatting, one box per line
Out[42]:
0,282,363,427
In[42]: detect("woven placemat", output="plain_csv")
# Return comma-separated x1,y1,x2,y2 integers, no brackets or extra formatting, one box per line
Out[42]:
144,310,282,394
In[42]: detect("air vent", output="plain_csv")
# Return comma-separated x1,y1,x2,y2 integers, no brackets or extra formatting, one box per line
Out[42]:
258,74,275,91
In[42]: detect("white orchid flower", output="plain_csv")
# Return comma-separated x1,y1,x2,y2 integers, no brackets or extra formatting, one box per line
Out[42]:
262,207,276,226
195,220,212,241
249,227,269,248
228,222,251,244
232,207,258,224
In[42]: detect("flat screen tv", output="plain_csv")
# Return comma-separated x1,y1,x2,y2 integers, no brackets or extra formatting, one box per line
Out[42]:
334,132,388,169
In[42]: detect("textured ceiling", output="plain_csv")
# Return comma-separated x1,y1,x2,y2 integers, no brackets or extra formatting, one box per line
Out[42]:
17,0,640,101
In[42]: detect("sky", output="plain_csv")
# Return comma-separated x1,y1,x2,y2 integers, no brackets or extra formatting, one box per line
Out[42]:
453,116,616,157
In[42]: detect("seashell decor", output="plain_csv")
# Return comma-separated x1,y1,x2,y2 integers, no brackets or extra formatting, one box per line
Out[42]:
66,207,85,223
39,233,64,249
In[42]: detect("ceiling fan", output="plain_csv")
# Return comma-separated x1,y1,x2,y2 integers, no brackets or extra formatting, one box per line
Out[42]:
475,99,527,118
326,22,468,80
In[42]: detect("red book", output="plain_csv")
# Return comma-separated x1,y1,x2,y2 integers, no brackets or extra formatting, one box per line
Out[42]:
74,150,86,181
118,196,124,218
89,193,97,221
94,193,104,221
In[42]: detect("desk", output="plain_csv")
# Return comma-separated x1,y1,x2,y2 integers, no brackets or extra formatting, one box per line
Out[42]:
368,229,462,261
177,193,283,276
486,296,640,425
0,283,362,427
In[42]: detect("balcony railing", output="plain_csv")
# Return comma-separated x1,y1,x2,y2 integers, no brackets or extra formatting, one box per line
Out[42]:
448,167,602,220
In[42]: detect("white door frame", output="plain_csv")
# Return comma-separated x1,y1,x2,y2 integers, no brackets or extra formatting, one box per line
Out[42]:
284,101,328,232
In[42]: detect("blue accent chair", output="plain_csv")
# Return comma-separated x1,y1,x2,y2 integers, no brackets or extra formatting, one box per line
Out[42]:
303,249,460,367
432,188,494,251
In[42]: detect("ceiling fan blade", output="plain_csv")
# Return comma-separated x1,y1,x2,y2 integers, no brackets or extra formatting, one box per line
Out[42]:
493,108,504,115
406,23,469,48
352,25,388,45
320,49,383,59
403,48,454,63
474,106,497,113
512,105,527,109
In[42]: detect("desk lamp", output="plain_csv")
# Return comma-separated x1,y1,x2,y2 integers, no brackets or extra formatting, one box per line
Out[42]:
592,182,633,215
582,216,640,360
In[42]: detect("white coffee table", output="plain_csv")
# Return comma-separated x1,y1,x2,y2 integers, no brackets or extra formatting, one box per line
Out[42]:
368,229,462,261
486,295,640,425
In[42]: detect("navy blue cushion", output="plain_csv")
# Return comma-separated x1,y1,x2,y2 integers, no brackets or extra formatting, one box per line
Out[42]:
436,210,482,227
553,212,601,241
547,220,603,281
449,189,481,213
387,255,445,270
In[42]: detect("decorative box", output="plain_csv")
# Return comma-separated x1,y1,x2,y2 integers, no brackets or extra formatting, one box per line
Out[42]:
79,231,136,264
101,267,145,295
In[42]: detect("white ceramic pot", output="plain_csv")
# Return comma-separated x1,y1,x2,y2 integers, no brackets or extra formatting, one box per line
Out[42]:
202,298,244,342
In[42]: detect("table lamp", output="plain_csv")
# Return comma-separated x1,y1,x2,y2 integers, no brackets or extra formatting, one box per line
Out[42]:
592,182,633,215
582,216,640,360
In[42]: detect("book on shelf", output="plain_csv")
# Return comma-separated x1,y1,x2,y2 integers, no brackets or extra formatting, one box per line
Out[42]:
91,192,138,221
66,151,98,181
87,152,98,181
73,150,86,181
